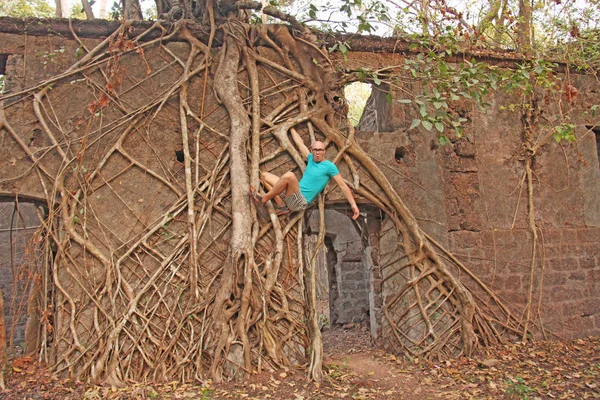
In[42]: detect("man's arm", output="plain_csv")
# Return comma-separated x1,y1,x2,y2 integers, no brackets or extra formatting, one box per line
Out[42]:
290,128,310,159
332,174,360,220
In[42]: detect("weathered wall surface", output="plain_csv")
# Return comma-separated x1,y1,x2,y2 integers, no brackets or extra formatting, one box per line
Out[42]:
0,24,311,380
0,21,598,370
338,51,600,340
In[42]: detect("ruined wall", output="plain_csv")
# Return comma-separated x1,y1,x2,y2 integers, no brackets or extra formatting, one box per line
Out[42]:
0,23,311,380
338,52,600,340
0,21,599,371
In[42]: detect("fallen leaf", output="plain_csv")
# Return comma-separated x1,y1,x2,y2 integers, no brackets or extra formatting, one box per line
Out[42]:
480,359,501,368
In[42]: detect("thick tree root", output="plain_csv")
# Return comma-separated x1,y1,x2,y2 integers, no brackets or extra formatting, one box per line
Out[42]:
0,17,527,384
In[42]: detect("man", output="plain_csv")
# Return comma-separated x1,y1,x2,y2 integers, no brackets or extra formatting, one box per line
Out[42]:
250,129,360,220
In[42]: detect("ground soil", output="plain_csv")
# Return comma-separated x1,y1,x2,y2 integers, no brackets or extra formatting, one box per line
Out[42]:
1,326,599,399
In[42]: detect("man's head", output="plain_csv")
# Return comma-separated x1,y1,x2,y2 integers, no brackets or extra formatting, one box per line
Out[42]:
310,141,326,162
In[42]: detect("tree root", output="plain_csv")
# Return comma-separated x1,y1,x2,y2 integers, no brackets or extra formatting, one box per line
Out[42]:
0,16,533,385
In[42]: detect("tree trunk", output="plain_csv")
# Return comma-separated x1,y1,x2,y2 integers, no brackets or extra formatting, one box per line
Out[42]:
99,0,108,18
518,0,532,53
123,0,143,20
55,0,63,18
81,0,95,19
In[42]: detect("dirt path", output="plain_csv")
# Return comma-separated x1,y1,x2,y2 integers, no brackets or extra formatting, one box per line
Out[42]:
1,331,599,399
322,324,435,399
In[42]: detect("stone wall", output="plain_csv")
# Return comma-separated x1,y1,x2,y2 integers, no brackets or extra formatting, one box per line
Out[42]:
343,52,600,340
0,22,598,355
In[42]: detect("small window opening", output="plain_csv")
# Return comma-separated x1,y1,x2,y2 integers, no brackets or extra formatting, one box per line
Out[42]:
0,54,8,94
395,146,408,163
175,149,184,163
345,82,372,127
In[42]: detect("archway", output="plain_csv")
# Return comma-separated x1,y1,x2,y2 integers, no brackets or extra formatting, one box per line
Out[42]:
0,195,47,357
305,205,382,338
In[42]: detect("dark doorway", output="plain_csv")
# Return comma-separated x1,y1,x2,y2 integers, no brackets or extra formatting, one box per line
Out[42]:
0,198,47,356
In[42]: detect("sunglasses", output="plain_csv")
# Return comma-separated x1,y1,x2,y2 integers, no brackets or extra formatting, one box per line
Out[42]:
312,148,326,152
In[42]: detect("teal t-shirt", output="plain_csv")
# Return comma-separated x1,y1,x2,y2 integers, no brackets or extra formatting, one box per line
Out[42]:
299,154,339,203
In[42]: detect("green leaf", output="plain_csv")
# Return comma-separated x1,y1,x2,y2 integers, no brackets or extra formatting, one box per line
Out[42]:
397,99,412,104
435,122,444,132
438,136,450,145
419,104,428,117
373,76,381,85
422,120,433,131
409,119,421,130
386,92,393,104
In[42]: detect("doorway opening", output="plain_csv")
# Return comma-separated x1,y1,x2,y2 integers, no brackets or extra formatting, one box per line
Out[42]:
305,206,381,339
0,197,47,357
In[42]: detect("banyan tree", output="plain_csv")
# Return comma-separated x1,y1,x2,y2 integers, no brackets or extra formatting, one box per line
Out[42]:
0,1,527,384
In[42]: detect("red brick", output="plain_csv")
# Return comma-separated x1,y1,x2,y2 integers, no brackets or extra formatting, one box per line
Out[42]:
449,230,482,249
568,271,586,281
541,228,562,244
582,299,600,317
561,302,583,317
548,258,579,272
587,268,600,281
579,256,596,270
544,272,567,287
494,275,522,291
543,245,562,258
577,227,600,243
565,316,595,332
562,228,579,243
550,287,584,302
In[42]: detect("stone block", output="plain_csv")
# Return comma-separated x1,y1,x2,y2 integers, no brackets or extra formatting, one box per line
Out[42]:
547,258,579,272
344,271,365,281
494,275,522,291
561,228,579,243
449,230,482,249
544,272,567,287
582,299,600,317
568,271,586,281
577,227,600,243
587,269,600,281
561,301,583,317
541,228,562,244
550,287,583,302
543,245,561,258
493,229,519,247
579,256,596,270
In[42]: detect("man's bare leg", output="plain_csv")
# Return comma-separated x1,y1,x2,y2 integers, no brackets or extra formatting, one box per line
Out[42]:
260,171,300,207
260,172,286,208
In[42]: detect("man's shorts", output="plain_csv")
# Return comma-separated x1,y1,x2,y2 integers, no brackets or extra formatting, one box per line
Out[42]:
281,190,308,212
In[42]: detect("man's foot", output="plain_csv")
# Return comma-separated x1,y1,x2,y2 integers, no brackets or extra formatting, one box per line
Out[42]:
250,186,290,215
274,205,290,216
248,186,264,206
